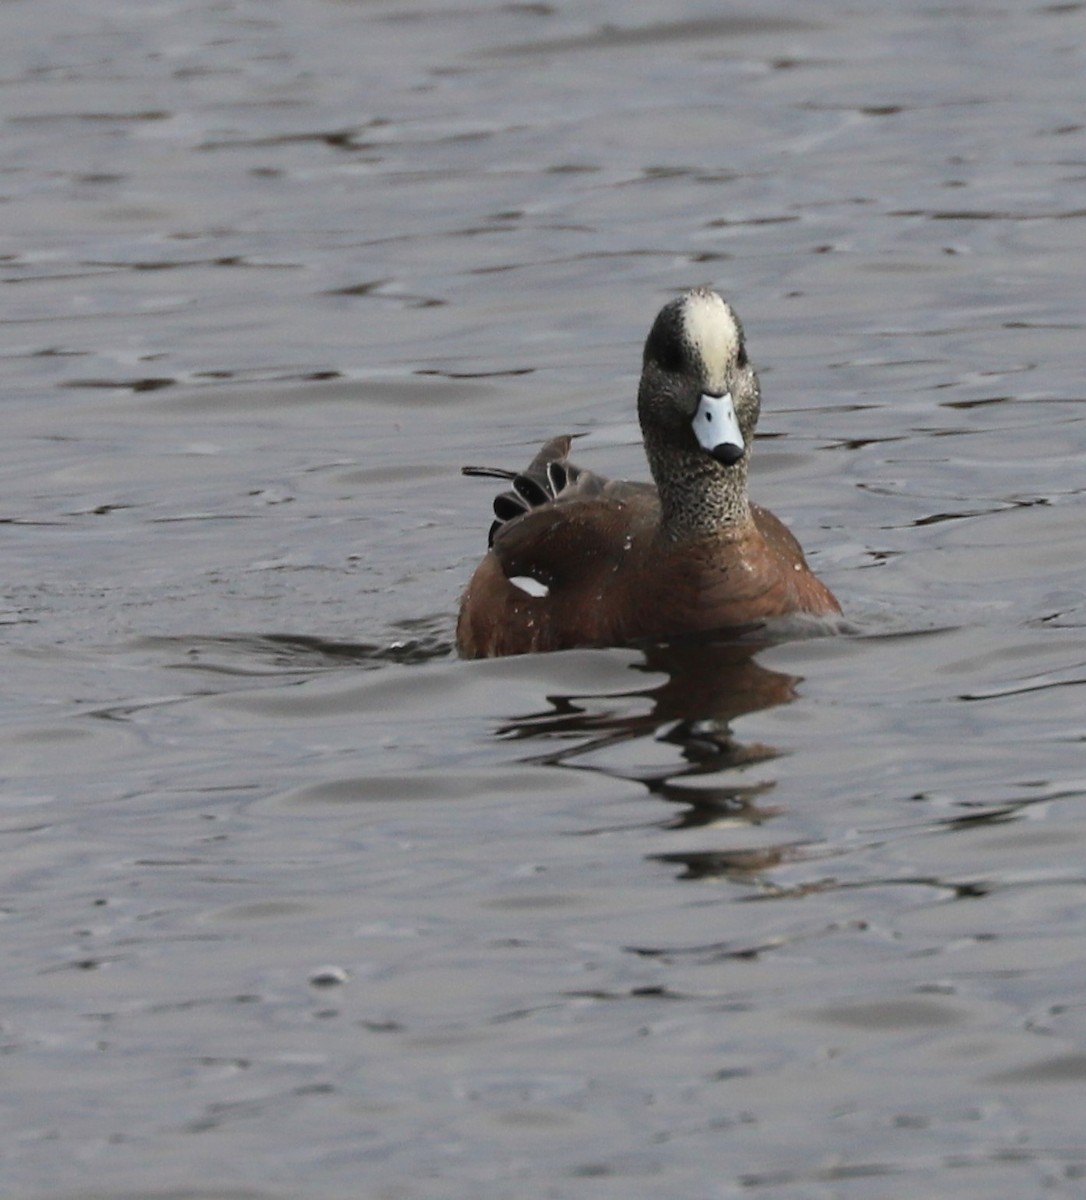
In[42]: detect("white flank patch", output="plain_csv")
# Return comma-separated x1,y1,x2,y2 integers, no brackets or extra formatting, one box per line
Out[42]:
682,289,738,395
509,574,550,598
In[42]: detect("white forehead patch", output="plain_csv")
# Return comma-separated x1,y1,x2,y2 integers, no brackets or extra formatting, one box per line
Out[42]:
681,289,739,394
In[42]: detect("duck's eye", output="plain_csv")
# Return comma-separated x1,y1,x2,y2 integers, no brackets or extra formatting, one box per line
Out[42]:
653,340,686,374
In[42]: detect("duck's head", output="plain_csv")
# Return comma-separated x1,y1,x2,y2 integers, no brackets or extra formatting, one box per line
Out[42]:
638,287,761,469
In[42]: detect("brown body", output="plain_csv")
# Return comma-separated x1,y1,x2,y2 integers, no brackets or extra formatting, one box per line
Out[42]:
457,443,839,659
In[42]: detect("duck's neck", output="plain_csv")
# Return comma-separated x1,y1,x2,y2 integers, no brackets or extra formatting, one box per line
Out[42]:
645,436,753,542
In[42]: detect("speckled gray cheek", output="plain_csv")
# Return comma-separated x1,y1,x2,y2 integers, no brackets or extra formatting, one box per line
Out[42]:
737,371,761,438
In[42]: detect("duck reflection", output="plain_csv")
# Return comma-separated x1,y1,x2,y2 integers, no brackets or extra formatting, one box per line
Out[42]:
497,634,803,880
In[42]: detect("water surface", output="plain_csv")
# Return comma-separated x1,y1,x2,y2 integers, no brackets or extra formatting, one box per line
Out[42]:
3,1,1086,1197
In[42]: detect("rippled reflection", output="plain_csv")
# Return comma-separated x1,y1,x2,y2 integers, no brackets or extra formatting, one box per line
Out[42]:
496,635,802,874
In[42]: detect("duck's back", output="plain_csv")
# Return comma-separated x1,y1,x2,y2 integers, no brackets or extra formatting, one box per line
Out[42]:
456,477,660,658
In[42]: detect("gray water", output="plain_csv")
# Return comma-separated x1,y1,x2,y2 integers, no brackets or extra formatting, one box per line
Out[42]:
4,1,1086,1197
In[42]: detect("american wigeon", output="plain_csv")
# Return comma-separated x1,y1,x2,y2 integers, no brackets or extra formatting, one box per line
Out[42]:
457,288,840,658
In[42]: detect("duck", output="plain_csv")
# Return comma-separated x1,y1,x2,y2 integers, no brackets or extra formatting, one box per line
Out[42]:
456,287,840,658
